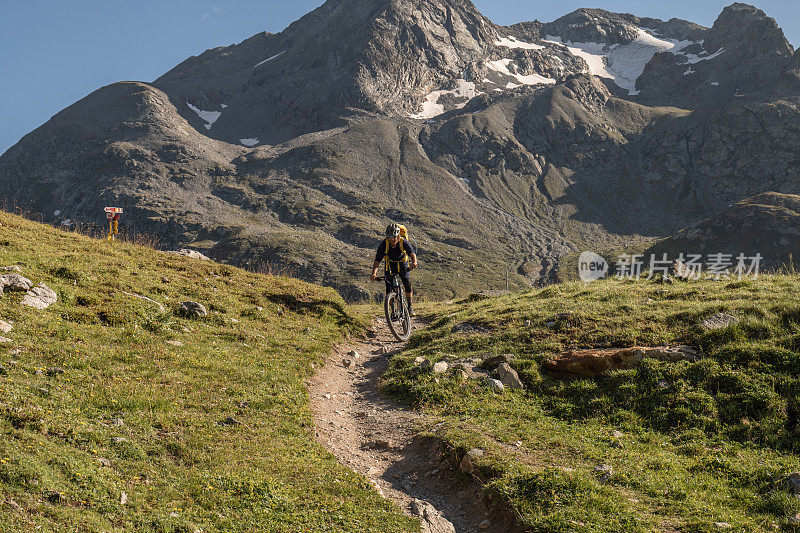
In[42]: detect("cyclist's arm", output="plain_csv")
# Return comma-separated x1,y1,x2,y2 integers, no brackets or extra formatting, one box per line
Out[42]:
371,260,381,280
409,253,418,270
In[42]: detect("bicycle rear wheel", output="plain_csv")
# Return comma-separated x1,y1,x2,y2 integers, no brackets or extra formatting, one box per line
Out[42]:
384,291,411,341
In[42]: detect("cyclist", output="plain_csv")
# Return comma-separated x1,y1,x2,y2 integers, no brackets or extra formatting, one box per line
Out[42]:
371,223,418,315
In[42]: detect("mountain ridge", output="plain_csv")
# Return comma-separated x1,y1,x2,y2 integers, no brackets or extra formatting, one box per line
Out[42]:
1,2,798,299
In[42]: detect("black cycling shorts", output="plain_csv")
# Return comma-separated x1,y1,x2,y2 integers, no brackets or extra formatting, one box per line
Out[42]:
385,270,412,295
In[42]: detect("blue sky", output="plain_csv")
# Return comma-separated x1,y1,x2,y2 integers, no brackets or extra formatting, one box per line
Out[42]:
1,1,798,156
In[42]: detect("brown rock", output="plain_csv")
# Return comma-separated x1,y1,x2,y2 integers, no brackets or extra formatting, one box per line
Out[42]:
544,346,700,377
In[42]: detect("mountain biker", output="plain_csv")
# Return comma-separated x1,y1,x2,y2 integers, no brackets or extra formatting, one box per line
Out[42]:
371,223,418,316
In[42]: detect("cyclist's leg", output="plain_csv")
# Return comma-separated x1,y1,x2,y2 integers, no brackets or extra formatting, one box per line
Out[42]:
400,273,413,315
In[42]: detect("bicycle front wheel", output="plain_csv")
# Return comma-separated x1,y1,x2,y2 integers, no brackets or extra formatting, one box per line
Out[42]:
384,291,411,342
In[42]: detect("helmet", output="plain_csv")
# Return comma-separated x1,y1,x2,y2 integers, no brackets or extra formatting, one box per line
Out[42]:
386,223,401,238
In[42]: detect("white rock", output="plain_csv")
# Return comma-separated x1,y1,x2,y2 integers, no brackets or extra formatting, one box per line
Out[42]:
432,361,449,373
21,285,57,310
702,313,740,330
120,492,128,505
479,519,492,529
0,337,11,343
167,249,210,261
166,340,183,347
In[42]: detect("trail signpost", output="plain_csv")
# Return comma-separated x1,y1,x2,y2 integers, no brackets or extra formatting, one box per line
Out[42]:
104,207,123,241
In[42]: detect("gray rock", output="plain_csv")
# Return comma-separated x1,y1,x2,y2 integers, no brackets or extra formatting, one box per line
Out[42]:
1,274,33,292
0,321,12,334
411,499,456,533
486,378,505,392
432,361,449,374
177,301,207,318
21,285,58,310
669,260,693,280
478,519,492,529
1,266,22,273
0,337,10,343
112,437,128,444
347,350,360,359
496,362,524,390
414,356,426,365
787,472,800,494
702,313,740,330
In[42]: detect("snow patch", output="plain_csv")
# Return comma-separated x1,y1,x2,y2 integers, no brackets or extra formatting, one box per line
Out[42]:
61,219,72,226
680,47,725,64
220,104,228,108
710,81,720,86
544,29,699,95
410,79,481,120
254,50,286,68
495,36,544,50
187,102,222,129
239,138,259,147
53,210,61,217
487,58,555,87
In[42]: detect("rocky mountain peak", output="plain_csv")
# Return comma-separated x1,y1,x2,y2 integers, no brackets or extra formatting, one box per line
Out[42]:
541,9,641,45
704,2,793,58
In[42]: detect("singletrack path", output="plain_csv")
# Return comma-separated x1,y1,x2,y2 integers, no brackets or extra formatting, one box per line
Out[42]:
308,317,494,533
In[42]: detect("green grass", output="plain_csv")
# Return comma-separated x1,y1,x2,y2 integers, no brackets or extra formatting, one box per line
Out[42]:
385,278,800,531
0,211,417,532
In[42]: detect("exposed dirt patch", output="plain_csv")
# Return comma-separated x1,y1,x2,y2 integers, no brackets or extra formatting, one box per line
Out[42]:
308,318,503,532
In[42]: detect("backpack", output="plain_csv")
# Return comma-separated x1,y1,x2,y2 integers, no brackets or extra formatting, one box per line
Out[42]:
384,224,410,271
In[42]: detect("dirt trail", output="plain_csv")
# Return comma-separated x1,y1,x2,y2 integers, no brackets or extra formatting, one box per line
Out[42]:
308,317,495,533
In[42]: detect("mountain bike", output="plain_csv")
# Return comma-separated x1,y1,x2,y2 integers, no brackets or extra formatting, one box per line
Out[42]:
375,274,411,341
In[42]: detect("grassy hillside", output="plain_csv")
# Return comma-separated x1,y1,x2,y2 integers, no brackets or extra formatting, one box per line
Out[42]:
385,278,800,531
0,211,416,532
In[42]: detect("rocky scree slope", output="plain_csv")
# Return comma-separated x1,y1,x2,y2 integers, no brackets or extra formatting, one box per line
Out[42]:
1,1,799,299
646,192,800,270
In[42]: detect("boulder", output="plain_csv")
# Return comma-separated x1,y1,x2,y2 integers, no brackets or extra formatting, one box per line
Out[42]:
410,499,456,533
1,273,34,292
1,266,22,273
496,362,524,389
544,346,700,377
0,320,12,333
21,285,58,310
167,249,210,261
177,301,207,318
